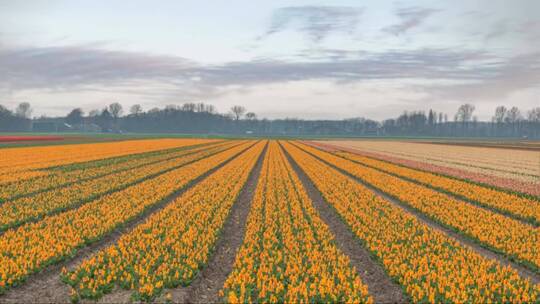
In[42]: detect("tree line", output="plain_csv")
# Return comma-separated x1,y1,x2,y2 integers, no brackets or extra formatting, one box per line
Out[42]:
0,103,32,131
1,102,540,138
381,104,540,138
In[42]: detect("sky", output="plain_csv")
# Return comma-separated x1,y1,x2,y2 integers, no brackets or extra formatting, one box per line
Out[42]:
0,0,539,120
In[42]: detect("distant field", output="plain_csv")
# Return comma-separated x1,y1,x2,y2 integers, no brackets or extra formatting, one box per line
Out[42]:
311,139,540,196
412,139,540,151
0,138,539,303
314,137,540,150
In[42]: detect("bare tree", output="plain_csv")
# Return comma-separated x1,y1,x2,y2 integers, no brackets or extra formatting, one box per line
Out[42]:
245,112,257,120
455,104,475,123
230,105,246,121
195,103,206,113
427,109,435,127
108,102,123,119
529,107,540,138
130,104,143,116
205,104,216,114
506,106,521,123
15,102,32,118
493,106,507,123
454,104,475,135
182,103,196,112
505,106,522,136
165,104,179,111
528,107,540,122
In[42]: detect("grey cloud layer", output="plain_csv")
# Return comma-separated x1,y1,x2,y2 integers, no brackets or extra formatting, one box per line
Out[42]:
0,46,196,90
1,44,538,101
259,6,364,42
424,52,540,100
0,45,486,87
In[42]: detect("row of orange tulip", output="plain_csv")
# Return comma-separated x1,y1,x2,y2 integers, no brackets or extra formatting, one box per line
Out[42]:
295,142,540,272
221,142,372,303
0,141,253,295
62,141,266,301
0,139,214,184
282,141,539,303
0,141,226,202
54,141,222,172
1,171,53,186
0,141,240,231
337,152,540,225
0,138,213,169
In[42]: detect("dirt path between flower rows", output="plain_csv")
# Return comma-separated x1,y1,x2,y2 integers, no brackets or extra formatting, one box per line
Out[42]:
0,142,258,304
282,144,408,304
165,143,267,304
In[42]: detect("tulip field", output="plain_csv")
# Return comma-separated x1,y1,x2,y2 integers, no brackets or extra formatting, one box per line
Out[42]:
0,138,539,303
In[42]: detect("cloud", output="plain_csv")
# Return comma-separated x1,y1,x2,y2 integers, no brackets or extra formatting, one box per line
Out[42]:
0,45,197,91
259,6,364,42
383,7,440,35
423,52,540,100
0,44,490,89
1,43,538,107
198,50,493,87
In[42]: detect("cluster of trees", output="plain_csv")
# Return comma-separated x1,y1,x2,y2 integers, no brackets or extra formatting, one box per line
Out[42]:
1,101,540,138
0,103,33,131
59,102,257,133
381,104,540,138
63,102,124,132
491,106,538,137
